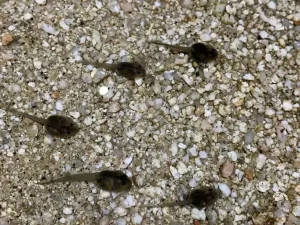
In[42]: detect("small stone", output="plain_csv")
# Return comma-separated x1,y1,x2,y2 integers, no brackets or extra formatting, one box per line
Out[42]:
218,183,231,197
63,207,72,215
182,0,193,9
244,169,254,180
256,154,267,170
191,208,206,220
51,91,60,99
55,101,64,111
267,1,276,10
35,0,46,4
99,216,110,225
259,31,268,39
42,23,58,35
256,181,270,192
177,161,188,175
121,3,133,12
228,151,238,161
33,60,42,69
24,13,33,20
131,214,143,224
199,151,208,159
108,102,121,113
282,100,292,111
116,218,126,225
188,146,198,156
243,73,254,80
84,117,93,126
58,80,69,90
2,33,13,46
221,160,234,178
114,207,128,216
292,206,300,217
294,13,300,25
99,86,109,96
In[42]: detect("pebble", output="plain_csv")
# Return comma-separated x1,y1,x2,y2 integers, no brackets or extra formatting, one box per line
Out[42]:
63,207,72,215
51,91,60,99
24,13,33,20
99,216,110,225
267,1,276,9
259,31,268,39
182,0,193,9
82,73,93,83
58,80,69,90
292,206,300,217
282,100,292,111
33,60,42,69
188,146,198,156
1,33,13,46
243,73,254,80
218,183,231,197
228,151,238,161
42,23,58,35
177,161,188,174
191,208,206,220
131,214,143,224
55,101,64,111
116,218,126,225
84,117,93,126
199,151,207,159
114,207,127,216
256,181,270,192
123,195,136,208
244,169,254,180
121,3,133,12
221,160,234,178
256,154,267,170
108,102,121,113
35,0,46,4
99,86,109,96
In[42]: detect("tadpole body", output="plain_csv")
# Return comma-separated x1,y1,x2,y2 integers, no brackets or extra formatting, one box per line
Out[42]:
82,60,146,80
146,186,220,209
148,41,218,64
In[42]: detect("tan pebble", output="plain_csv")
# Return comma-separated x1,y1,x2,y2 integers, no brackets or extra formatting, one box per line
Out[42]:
252,212,275,225
278,38,285,47
294,19,300,25
295,184,300,193
194,106,203,116
221,160,234,178
232,97,244,106
245,168,254,180
2,33,13,46
51,91,60,99
294,158,300,169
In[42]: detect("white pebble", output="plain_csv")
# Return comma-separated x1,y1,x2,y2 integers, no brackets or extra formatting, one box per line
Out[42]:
58,80,69,90
135,77,143,86
256,181,270,192
243,73,254,80
116,218,126,225
99,86,109,95
95,0,103,9
18,148,25,155
59,20,69,30
199,151,207,159
44,135,53,145
170,166,180,179
188,146,198,156
35,0,46,4
178,143,187,149
99,216,110,225
114,207,127,216
177,161,188,175
55,101,64,111
126,130,135,138
63,207,72,215
170,142,178,156
265,108,275,116
200,33,211,42
33,60,42,69
191,208,206,220
228,151,238,161
131,214,143,224
70,112,80,119
123,195,136,208
259,30,268,39
256,154,267,169
42,23,57,35
84,117,93,126
267,1,276,9
282,100,292,111
218,183,231,197
292,206,300,217
24,13,33,20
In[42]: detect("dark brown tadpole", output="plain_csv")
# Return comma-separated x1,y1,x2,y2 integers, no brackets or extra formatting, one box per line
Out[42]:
3,106,79,138
148,41,218,64
146,186,220,209
39,170,133,193
82,60,146,80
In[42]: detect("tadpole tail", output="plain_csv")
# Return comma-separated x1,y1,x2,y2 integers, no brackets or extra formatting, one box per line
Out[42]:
38,172,100,185
82,60,117,70
148,41,191,53
143,199,191,209
1,104,47,126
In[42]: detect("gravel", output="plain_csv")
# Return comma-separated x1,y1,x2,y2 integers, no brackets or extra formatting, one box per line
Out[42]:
0,0,300,224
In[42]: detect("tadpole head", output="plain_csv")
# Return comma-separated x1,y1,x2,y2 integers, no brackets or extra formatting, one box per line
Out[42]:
189,186,220,209
190,43,218,63
45,115,79,138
